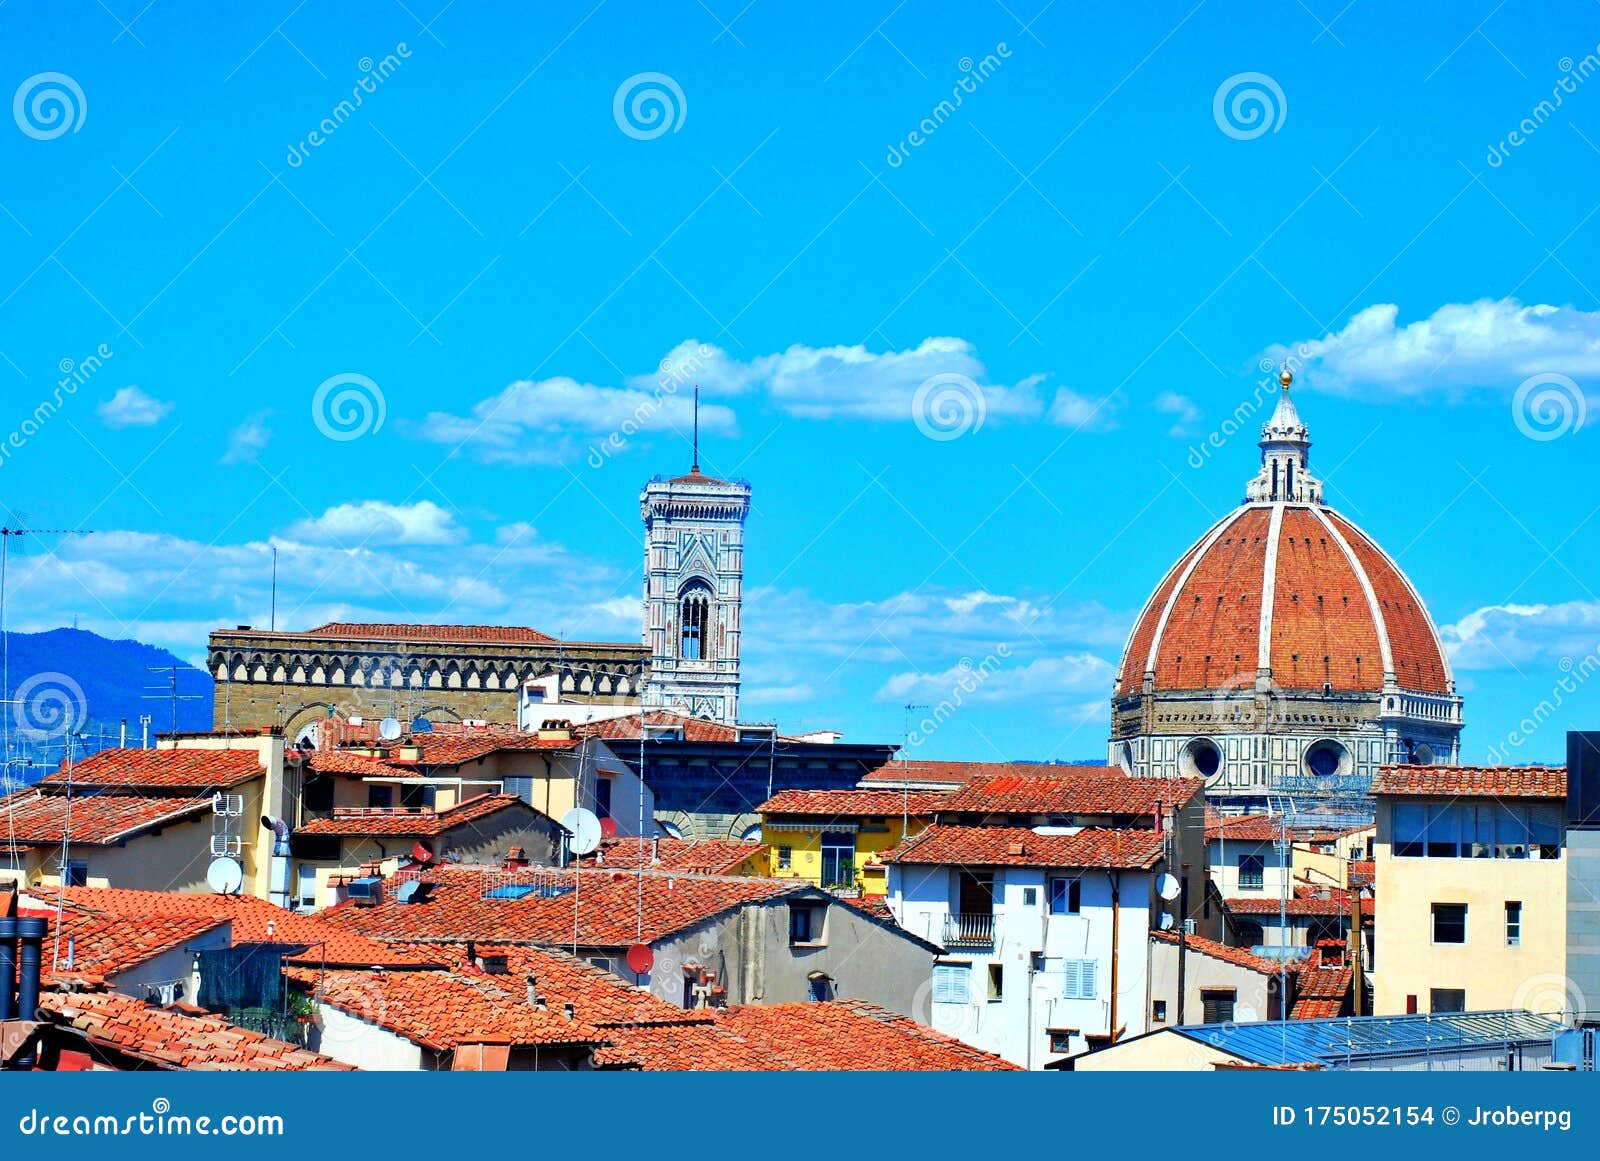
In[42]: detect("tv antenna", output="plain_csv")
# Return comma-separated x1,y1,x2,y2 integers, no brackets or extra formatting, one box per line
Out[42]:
144,664,204,735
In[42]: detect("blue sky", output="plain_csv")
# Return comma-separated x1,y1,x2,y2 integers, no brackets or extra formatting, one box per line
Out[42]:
1,0,1598,764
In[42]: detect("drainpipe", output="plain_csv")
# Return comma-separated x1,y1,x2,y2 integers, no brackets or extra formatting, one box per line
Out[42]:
1106,871,1121,1044
261,816,292,908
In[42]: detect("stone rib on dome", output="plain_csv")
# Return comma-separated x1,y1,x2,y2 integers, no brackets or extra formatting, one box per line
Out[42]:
1116,502,1453,699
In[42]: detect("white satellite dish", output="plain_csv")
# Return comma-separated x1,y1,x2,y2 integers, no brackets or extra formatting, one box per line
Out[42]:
379,717,403,742
1158,911,1177,931
207,855,244,896
1156,872,1182,902
560,807,602,856
295,721,321,749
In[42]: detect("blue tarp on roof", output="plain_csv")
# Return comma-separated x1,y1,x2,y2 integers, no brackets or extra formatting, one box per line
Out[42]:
1178,1010,1565,1067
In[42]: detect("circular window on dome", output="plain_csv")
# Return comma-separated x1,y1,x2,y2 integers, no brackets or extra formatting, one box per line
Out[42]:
1304,739,1349,779
1181,737,1222,781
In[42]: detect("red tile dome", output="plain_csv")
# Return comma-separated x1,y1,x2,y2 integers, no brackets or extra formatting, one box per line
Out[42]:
1116,501,1452,698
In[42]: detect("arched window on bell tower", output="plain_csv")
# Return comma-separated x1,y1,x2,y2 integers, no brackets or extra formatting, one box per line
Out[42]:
679,580,713,661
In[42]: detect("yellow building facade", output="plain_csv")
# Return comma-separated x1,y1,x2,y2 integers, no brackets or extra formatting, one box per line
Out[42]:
1371,766,1570,1019
758,790,944,895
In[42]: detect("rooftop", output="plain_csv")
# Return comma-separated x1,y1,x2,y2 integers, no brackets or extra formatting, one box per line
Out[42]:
940,773,1202,816
1370,764,1567,799
294,793,534,838
882,824,1164,869
860,759,1111,787
1167,1010,1564,1068
0,791,212,847
39,748,264,791
583,837,766,876
22,902,229,986
38,992,354,1071
320,865,809,948
1151,930,1280,975
757,788,951,817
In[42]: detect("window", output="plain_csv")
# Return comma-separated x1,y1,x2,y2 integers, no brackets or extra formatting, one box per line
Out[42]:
776,845,792,870
932,963,970,1004
819,832,854,889
62,860,88,887
1392,801,1562,861
987,963,1004,1001
1048,877,1082,915
296,864,318,909
1430,988,1467,1014
594,776,613,820
1394,802,1425,858
1022,887,1038,907
1061,958,1098,1000
788,904,824,944
1236,920,1264,947
679,582,712,660
1201,988,1236,1023
1505,901,1522,947
1049,1031,1074,1054
808,974,834,1002
1432,903,1467,945
367,784,393,809
1238,854,1265,890
1152,1000,1168,1022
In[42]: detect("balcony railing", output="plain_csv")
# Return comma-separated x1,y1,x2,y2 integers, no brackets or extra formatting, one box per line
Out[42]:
944,912,995,947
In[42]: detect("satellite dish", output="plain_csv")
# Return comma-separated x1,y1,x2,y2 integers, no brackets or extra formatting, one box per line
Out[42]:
1158,911,1177,931
379,717,403,742
1156,872,1182,902
626,943,654,975
411,717,434,734
207,856,244,896
295,721,321,749
561,808,602,856
410,841,435,864
599,817,619,840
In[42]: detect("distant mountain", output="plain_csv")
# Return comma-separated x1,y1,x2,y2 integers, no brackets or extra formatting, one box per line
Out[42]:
1,628,213,773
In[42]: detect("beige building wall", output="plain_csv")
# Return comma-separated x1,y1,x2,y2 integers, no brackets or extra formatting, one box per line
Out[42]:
1073,1028,1242,1071
1372,799,1566,1016
1147,937,1279,1027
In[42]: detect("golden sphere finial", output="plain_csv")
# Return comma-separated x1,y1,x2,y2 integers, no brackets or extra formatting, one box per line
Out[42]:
1279,366,1293,389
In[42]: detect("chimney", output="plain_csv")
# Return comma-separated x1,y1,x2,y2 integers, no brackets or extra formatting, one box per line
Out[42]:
650,837,660,865
525,973,538,1007
503,847,529,872
13,917,44,1068
563,1002,575,1021
0,916,16,1021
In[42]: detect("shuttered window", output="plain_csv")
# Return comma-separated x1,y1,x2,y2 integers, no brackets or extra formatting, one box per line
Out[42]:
932,963,970,1004
1061,958,1098,1000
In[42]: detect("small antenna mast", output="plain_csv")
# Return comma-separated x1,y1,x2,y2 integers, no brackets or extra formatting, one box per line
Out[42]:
144,664,203,735
692,386,699,472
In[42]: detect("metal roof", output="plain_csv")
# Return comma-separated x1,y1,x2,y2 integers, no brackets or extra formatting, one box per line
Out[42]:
1178,1010,1565,1067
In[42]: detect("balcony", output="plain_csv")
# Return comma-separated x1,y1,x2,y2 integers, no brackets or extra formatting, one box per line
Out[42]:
944,912,995,947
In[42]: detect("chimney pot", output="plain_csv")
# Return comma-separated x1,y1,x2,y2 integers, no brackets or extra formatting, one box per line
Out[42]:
563,1001,575,1021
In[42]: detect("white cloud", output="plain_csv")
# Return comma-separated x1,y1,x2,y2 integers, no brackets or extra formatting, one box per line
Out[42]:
284,500,466,547
97,386,173,428
422,337,1097,464
1152,391,1201,436
1268,298,1600,399
1442,600,1600,670
877,652,1114,703
223,413,271,464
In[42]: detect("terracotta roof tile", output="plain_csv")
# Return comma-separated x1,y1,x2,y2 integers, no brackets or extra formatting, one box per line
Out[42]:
20,903,228,985
578,711,748,744
294,793,534,838
293,967,607,1051
598,1000,1018,1071
39,748,264,791
320,865,807,948
860,760,1113,786
1289,998,1345,1020
758,789,950,817
881,825,1164,869
53,887,438,968
0,791,212,847
303,749,414,777
584,837,766,876
1152,930,1279,975
1225,892,1347,917
1370,765,1567,799
38,992,353,1071
940,774,1201,816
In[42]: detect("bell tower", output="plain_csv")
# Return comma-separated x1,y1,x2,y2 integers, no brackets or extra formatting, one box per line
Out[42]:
640,397,750,722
